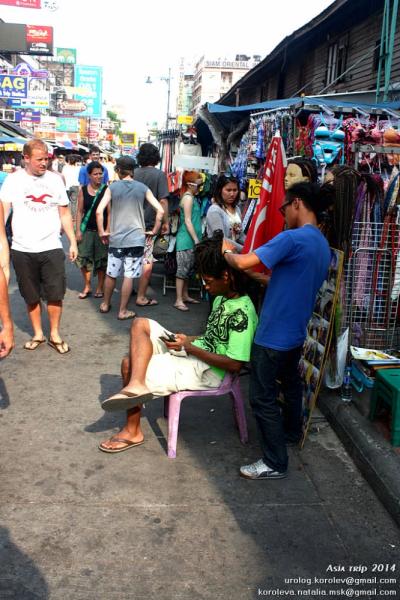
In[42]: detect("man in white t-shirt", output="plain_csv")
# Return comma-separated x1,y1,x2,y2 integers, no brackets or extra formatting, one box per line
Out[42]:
0,138,78,354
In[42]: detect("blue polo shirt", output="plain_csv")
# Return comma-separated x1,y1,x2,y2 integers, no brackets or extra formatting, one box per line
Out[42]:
254,225,331,351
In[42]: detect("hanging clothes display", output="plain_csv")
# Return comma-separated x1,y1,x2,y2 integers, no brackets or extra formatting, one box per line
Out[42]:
157,129,179,173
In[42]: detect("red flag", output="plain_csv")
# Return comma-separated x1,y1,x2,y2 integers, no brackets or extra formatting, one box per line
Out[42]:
243,134,287,266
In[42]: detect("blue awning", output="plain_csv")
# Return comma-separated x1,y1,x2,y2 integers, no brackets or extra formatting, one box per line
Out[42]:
204,96,400,130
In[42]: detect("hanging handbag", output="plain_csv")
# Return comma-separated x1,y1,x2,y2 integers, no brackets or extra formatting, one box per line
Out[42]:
80,185,106,233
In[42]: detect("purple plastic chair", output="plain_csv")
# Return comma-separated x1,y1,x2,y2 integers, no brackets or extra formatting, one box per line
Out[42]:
164,372,248,459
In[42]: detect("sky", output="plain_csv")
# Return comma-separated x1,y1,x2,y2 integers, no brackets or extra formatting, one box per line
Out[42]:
0,0,334,134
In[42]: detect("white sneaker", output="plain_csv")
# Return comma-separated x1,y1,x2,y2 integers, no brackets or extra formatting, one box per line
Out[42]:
239,458,287,480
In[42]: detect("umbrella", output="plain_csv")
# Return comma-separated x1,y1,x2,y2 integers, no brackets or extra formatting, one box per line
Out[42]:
242,133,287,270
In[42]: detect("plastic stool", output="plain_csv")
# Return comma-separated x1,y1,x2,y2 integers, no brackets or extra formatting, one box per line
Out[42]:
369,369,400,447
164,372,248,458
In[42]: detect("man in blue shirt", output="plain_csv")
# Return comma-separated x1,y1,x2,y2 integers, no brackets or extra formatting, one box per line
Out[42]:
223,181,332,480
78,145,109,186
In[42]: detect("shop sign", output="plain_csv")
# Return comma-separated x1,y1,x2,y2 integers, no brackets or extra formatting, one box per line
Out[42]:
204,59,249,69
10,89,49,108
55,48,76,64
11,62,48,79
59,99,87,112
15,109,41,123
247,178,262,199
25,24,53,55
56,117,79,132
0,0,40,7
177,115,193,125
74,65,102,118
0,142,24,151
33,129,56,141
120,132,136,145
0,75,28,99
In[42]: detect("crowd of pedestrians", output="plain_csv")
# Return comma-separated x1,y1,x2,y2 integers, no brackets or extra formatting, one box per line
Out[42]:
0,137,333,481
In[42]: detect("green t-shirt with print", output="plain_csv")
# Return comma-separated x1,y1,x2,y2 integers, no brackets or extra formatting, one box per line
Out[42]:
192,294,258,378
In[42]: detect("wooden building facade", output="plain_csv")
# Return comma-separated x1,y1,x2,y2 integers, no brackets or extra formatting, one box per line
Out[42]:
219,0,400,107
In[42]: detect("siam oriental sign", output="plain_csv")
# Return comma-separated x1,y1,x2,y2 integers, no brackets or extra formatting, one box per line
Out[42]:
204,59,249,69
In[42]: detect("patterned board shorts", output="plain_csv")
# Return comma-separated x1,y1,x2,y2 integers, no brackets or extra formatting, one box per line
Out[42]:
107,246,144,279
176,248,195,279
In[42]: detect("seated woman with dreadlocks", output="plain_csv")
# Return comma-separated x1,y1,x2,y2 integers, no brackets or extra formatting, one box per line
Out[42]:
98,231,258,454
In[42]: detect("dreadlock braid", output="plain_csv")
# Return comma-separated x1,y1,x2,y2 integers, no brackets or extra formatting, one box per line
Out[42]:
329,165,360,259
194,231,248,295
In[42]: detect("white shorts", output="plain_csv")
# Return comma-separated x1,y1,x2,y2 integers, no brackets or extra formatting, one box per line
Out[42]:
145,320,222,396
107,246,143,279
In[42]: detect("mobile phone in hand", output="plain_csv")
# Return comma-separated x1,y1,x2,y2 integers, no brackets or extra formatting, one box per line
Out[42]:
159,330,176,343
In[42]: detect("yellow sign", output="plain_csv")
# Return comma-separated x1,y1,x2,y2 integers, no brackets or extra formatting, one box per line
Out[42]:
177,115,194,125
121,132,136,146
248,178,262,199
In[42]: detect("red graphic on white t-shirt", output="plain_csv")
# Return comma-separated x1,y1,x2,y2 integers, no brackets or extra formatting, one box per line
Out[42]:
26,194,52,204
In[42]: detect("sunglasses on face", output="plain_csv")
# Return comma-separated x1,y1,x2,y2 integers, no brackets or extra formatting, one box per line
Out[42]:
279,196,302,216
279,200,292,216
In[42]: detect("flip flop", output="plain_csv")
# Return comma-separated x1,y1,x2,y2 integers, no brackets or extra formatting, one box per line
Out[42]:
47,339,70,354
94,292,104,298
101,390,155,412
183,298,200,304
174,303,189,312
135,298,158,307
78,291,92,299
23,337,46,351
98,437,144,454
117,311,136,320
99,304,112,314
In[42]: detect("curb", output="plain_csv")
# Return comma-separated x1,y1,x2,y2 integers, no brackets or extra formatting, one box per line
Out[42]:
319,391,400,527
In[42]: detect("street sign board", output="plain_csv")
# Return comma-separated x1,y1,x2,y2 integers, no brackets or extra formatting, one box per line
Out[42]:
56,117,79,132
74,65,102,118
0,75,28,99
10,90,49,108
177,115,194,125
59,99,87,113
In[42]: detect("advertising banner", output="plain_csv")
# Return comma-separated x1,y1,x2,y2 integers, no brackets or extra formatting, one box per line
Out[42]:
26,24,53,55
55,48,76,64
0,75,28,99
12,63,49,79
74,65,102,118
10,90,50,108
120,132,136,145
15,109,41,123
0,0,40,7
56,117,79,132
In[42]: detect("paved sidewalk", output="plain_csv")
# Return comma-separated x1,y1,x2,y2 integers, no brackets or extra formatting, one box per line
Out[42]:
0,258,399,599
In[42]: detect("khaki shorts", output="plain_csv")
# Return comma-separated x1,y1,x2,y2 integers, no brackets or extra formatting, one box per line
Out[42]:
145,320,222,396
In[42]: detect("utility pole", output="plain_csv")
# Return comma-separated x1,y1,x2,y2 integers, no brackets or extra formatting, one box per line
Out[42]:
161,67,171,129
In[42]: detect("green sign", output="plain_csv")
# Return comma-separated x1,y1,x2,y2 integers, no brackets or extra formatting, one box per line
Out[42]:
56,117,79,132
56,48,76,64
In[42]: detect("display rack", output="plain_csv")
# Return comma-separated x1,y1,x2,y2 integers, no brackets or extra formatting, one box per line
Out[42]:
352,143,400,168
343,221,400,352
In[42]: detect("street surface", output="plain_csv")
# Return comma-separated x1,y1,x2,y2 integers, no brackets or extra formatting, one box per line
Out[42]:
0,256,399,599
